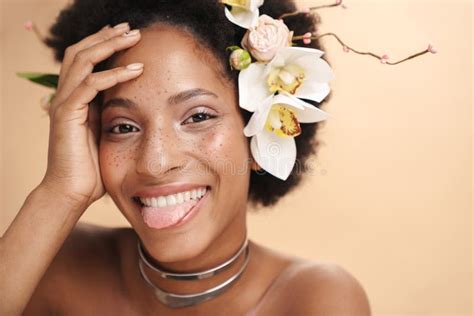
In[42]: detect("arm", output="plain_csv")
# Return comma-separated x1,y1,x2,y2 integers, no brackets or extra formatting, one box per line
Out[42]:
0,184,86,316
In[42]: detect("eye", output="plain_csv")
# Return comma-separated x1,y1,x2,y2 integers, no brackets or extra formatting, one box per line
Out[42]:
109,123,139,134
183,109,217,125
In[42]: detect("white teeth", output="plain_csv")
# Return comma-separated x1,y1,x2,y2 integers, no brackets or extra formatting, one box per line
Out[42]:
176,192,184,204
138,186,208,208
184,191,191,202
158,196,166,207
166,195,176,206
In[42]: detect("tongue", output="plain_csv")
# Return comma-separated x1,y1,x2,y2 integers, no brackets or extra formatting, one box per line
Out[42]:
141,199,199,229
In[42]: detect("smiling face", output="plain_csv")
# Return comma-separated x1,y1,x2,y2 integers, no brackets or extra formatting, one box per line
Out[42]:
99,24,252,263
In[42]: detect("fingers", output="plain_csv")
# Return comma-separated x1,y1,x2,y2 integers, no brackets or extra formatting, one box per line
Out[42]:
56,64,144,120
87,98,102,146
54,25,141,109
58,22,130,89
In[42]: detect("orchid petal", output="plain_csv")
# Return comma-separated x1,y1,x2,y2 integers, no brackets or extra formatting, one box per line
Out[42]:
224,7,259,29
272,93,330,123
294,82,331,103
238,62,271,112
243,95,274,137
296,104,331,123
271,93,307,110
269,47,325,69
292,52,334,102
249,0,264,11
295,55,335,83
250,131,297,181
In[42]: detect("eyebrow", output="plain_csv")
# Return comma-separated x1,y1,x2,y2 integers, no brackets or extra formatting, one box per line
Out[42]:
102,88,219,110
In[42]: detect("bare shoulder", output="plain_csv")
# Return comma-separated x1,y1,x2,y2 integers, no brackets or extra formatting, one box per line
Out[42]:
280,260,372,316
23,222,120,315
248,243,371,316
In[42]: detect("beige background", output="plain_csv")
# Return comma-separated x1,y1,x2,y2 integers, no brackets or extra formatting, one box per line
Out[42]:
1,0,472,315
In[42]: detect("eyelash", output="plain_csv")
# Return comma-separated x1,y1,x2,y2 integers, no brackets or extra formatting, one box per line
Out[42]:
108,123,139,135
108,109,217,134
182,109,217,125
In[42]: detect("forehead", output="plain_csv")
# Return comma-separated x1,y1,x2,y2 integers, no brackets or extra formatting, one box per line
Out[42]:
104,24,232,101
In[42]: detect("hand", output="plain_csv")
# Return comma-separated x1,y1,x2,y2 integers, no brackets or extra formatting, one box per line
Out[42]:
40,23,143,209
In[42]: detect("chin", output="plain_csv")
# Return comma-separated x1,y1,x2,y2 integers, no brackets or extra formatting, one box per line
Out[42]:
140,229,216,264
128,187,218,262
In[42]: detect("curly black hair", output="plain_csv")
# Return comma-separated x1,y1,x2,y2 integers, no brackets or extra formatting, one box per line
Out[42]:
45,0,332,208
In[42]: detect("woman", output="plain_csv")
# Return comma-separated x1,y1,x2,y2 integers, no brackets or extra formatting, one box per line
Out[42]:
1,0,371,314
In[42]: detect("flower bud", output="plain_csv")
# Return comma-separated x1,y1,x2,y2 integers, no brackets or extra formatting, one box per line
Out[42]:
229,48,252,70
428,44,437,54
24,21,33,31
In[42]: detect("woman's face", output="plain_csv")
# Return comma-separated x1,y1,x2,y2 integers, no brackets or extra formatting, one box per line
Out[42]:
99,24,252,262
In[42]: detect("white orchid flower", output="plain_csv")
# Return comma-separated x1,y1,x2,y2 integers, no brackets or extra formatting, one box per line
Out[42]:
239,46,335,113
243,93,330,180
221,0,264,29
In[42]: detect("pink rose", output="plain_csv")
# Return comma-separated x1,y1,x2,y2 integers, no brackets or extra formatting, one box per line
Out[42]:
241,15,293,63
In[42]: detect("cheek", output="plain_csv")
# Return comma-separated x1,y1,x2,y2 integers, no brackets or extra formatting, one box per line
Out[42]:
195,122,250,178
99,144,136,193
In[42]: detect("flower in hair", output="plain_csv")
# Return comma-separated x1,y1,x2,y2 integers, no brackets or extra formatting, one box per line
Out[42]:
221,0,264,29
237,45,334,179
244,93,330,180
228,46,252,70
223,11,335,180
239,46,334,113
241,14,293,62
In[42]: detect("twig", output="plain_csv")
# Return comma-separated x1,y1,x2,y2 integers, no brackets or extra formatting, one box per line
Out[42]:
292,32,437,65
24,21,46,44
279,0,346,19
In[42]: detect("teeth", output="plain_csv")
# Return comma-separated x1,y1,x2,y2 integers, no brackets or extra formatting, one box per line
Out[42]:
166,195,177,206
176,192,184,204
158,196,166,207
138,187,208,208
184,191,191,202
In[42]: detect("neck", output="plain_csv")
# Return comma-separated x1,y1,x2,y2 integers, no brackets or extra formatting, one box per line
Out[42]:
136,210,248,297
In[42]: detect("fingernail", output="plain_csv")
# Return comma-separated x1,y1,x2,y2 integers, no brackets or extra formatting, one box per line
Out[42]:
126,63,144,71
123,29,140,37
113,22,129,29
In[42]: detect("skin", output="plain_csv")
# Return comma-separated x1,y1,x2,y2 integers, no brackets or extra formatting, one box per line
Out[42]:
98,23,289,314
99,23,251,267
18,23,371,316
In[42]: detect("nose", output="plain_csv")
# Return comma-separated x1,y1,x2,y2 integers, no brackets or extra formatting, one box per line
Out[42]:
135,128,184,177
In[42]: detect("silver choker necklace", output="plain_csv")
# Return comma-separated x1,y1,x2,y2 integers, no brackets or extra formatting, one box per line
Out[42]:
137,237,250,308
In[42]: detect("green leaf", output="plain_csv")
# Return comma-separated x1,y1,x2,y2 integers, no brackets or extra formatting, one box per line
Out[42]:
16,72,59,89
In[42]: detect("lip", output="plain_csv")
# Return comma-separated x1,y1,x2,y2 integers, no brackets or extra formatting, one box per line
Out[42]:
134,183,210,198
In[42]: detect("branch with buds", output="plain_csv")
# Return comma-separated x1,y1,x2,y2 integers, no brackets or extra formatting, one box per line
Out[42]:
292,32,437,65
279,0,436,65
279,0,347,19
23,21,46,44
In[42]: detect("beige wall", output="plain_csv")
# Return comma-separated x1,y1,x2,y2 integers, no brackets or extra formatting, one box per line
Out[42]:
1,0,472,315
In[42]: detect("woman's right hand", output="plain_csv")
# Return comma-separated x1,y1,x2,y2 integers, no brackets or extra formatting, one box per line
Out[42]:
40,22,144,210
